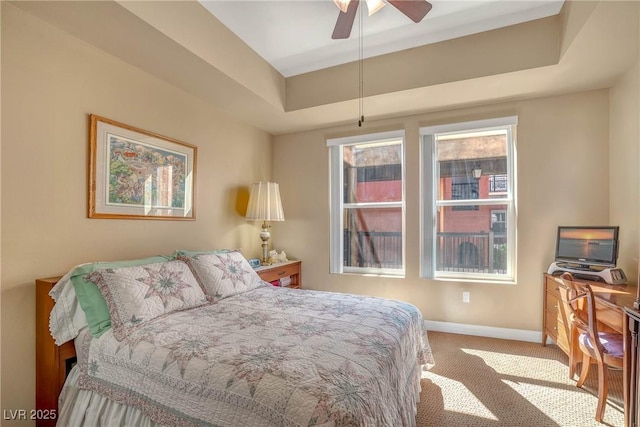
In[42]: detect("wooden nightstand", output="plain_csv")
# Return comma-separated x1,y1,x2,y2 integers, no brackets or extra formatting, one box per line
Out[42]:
255,260,302,289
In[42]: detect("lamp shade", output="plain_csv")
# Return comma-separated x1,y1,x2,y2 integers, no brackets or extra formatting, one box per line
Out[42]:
246,182,285,222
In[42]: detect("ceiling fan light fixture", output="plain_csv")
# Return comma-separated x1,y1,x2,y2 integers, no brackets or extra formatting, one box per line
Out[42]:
365,0,385,16
332,0,432,39
333,0,351,13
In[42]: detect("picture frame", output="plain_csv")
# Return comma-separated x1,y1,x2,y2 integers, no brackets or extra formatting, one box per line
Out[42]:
89,114,196,220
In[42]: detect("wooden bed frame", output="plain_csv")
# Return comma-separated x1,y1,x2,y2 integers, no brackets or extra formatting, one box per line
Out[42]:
36,277,77,427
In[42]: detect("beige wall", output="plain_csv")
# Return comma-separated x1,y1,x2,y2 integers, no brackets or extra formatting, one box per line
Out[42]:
274,90,614,331
610,59,640,281
1,4,271,421
2,1,639,423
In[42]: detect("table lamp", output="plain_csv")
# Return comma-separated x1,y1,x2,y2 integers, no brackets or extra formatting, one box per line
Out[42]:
245,182,285,265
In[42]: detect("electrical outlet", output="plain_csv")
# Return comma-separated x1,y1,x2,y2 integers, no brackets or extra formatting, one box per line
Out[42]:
462,291,470,303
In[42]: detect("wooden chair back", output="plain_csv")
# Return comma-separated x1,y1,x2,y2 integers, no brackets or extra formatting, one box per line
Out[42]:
559,272,605,363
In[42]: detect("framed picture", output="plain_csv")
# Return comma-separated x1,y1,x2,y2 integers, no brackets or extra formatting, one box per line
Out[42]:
89,114,196,220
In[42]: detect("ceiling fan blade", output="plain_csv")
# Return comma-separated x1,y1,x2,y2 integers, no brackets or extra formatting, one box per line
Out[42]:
332,0,360,39
388,0,432,23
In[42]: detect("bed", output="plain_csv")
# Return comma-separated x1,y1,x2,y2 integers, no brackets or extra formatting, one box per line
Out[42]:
35,251,434,427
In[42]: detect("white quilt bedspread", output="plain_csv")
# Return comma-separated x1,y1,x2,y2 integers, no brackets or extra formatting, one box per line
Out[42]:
76,286,434,427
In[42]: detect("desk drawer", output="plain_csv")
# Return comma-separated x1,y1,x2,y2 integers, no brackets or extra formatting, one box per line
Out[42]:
595,303,623,333
546,292,572,324
554,319,570,354
545,307,570,354
544,286,572,356
545,276,563,298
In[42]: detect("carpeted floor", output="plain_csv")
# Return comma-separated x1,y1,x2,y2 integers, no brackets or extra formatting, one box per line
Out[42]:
416,332,623,427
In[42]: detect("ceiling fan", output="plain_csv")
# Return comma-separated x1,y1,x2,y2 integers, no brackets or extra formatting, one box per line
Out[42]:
332,0,433,39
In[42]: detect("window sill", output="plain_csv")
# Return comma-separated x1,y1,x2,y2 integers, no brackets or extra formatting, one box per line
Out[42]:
428,275,516,285
337,269,405,278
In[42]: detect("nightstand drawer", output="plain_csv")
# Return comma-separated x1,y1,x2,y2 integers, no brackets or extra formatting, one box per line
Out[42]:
256,261,302,289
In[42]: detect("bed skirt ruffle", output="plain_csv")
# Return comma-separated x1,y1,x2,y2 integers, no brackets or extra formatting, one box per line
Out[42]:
59,364,427,427
58,366,165,427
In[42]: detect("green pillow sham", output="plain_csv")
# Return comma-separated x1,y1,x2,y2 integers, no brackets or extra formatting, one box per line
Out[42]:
173,249,231,257
71,255,174,338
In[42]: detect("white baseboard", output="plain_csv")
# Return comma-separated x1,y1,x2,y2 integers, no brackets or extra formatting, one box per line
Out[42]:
424,319,542,343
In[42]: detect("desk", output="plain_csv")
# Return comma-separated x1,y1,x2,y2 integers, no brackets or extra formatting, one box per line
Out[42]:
542,273,637,426
625,307,640,427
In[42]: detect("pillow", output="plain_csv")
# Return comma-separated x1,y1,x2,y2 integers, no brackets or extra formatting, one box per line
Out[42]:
49,270,89,346
173,249,230,257
48,255,175,344
178,251,266,301
70,255,174,338
87,260,208,341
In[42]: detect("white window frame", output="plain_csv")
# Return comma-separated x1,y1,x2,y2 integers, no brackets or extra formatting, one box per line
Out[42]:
328,130,406,276
420,117,517,282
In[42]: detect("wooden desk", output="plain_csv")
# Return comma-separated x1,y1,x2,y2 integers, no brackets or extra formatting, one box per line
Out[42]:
625,307,640,427
542,273,637,426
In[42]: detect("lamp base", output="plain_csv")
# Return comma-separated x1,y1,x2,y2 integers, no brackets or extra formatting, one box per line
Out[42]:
259,221,271,265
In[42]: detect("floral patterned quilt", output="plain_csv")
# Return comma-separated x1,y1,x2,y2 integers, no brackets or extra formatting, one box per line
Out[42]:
76,286,434,427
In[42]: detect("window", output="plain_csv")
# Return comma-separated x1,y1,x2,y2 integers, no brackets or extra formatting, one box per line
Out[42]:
328,130,405,275
420,117,517,281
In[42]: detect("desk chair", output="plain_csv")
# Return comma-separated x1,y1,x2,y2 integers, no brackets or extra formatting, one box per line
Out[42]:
559,272,624,422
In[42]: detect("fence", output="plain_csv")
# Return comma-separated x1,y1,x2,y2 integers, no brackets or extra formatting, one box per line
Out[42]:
436,232,507,273
343,230,402,268
343,230,507,273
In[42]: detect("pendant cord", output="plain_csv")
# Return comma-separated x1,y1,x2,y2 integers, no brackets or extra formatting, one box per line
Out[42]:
358,0,364,127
